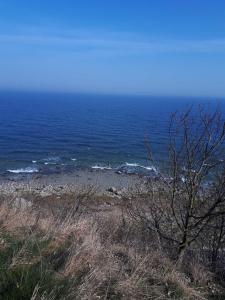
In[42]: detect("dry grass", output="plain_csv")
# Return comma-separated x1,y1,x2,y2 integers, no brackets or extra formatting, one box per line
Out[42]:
0,185,224,299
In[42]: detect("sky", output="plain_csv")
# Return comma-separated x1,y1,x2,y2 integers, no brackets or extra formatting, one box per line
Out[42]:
0,0,225,97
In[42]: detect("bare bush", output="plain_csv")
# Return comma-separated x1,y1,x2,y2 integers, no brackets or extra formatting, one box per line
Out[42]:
123,106,225,268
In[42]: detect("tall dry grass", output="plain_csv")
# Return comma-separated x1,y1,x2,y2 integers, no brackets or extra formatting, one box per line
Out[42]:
0,184,224,299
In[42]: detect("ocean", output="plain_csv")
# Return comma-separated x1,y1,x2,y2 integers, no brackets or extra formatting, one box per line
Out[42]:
0,91,224,177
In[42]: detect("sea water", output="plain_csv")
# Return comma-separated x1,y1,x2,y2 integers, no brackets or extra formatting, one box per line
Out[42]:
0,91,224,177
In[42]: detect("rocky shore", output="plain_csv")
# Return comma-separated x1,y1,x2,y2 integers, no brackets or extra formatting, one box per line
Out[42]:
0,169,142,197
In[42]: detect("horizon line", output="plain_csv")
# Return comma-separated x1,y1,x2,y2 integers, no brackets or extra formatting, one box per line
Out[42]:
0,88,224,100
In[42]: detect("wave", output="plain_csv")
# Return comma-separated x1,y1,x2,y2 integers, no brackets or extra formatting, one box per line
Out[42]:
125,162,157,172
92,165,112,170
7,167,39,174
43,156,60,165
5,160,156,176
125,163,139,167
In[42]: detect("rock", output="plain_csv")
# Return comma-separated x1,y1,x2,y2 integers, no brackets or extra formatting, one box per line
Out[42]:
116,190,122,196
115,170,122,174
13,198,32,209
40,188,52,197
107,187,119,194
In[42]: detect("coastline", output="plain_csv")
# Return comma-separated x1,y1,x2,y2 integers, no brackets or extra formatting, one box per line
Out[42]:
0,168,143,196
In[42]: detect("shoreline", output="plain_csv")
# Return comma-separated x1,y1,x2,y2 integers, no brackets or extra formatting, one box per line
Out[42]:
0,169,144,196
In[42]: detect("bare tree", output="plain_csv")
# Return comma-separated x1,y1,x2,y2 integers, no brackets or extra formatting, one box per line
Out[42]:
124,106,225,266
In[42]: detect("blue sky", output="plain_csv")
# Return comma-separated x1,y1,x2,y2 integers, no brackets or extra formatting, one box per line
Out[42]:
0,0,225,97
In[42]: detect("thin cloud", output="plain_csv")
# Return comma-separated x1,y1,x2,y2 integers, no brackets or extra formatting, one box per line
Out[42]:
0,30,225,54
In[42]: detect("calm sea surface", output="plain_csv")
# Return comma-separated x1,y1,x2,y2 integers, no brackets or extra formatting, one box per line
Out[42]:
0,91,224,176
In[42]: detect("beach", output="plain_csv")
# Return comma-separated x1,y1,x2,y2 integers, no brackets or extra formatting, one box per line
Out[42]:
0,169,143,197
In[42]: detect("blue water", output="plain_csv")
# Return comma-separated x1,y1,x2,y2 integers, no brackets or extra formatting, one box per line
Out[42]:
0,91,224,176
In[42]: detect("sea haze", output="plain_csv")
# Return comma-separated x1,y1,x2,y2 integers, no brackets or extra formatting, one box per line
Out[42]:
0,91,224,177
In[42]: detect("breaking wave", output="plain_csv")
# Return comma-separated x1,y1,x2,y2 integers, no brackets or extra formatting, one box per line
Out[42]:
7,167,39,174
92,165,112,170
125,162,157,172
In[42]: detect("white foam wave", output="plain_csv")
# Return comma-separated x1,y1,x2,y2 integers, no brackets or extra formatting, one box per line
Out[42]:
32,160,37,163
144,166,157,172
125,162,157,172
43,157,60,164
92,165,112,170
71,158,77,161
7,167,39,174
125,163,139,167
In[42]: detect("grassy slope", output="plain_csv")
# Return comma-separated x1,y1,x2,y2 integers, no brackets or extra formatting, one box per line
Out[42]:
0,186,224,300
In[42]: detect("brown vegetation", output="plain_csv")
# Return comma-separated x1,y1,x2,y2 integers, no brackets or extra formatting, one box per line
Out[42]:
0,181,223,299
